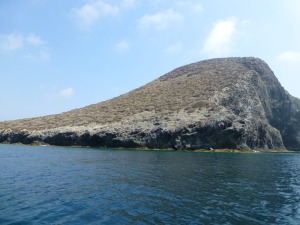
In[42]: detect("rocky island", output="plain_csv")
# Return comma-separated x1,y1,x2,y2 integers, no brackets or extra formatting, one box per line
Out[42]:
1,57,300,151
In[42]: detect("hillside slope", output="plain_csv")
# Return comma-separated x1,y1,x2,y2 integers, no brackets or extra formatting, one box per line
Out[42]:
1,57,300,150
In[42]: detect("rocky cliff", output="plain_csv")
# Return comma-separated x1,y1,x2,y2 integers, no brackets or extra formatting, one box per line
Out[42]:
1,57,300,150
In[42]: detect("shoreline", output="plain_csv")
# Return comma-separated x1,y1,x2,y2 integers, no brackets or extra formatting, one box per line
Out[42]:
0,142,296,153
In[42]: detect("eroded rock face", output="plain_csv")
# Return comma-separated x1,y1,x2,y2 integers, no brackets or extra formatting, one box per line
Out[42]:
1,57,300,150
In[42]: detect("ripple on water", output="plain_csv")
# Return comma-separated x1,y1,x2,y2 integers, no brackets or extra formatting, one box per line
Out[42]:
0,146,300,224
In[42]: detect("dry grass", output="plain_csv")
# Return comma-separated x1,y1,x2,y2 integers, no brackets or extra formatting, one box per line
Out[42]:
0,57,261,131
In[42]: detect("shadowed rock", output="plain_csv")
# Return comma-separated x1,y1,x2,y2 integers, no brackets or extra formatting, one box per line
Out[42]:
1,57,300,150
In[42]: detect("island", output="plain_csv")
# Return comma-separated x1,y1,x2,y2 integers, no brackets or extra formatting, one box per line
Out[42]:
1,57,300,151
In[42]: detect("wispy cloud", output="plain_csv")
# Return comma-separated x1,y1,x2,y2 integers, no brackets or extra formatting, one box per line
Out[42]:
60,88,74,98
202,17,239,56
73,0,119,28
0,32,49,62
27,33,45,46
45,87,74,99
72,0,138,29
0,32,46,51
0,33,24,51
277,51,300,62
116,40,130,52
137,9,183,30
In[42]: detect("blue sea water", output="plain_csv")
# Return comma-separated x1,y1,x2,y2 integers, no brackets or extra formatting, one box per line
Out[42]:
0,144,300,225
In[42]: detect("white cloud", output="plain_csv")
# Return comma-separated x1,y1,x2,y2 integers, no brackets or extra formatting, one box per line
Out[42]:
137,9,183,30
0,33,45,51
44,87,75,99
165,42,182,54
116,41,130,52
27,33,45,46
0,33,24,51
60,88,74,98
202,17,239,56
0,32,50,63
73,0,119,28
277,51,300,62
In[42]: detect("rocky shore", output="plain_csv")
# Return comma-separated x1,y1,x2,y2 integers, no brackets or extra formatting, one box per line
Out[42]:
1,57,300,151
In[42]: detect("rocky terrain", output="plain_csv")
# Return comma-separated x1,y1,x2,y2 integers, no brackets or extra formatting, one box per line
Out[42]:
1,57,300,151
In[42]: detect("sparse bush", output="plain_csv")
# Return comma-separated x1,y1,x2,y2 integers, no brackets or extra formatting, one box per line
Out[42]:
0,58,253,132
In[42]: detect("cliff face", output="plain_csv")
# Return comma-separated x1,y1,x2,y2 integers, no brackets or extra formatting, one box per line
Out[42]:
1,57,300,150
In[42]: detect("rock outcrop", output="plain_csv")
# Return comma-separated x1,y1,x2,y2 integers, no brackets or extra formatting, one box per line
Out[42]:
1,57,300,150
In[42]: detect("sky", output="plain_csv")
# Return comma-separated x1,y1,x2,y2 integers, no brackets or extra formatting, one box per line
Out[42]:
0,0,300,121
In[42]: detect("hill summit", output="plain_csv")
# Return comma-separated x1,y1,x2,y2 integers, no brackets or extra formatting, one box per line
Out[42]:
1,57,300,151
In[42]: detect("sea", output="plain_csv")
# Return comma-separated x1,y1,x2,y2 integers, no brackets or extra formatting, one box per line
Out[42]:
0,144,300,225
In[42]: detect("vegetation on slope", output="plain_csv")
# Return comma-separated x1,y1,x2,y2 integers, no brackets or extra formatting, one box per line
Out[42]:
0,58,254,131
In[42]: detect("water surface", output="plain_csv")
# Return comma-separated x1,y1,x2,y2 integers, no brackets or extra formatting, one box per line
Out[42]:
0,144,300,224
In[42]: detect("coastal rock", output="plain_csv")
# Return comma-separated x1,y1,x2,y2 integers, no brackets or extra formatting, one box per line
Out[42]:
1,57,300,150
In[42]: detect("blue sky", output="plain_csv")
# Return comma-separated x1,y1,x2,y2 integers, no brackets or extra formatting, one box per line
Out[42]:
1,0,300,121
